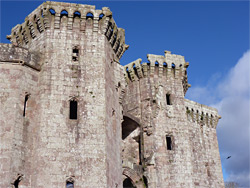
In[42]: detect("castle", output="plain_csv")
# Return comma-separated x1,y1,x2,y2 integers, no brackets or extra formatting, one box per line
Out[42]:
0,1,224,188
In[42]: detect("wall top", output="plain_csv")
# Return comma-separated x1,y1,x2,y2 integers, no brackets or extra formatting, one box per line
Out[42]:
7,1,128,60
0,43,41,71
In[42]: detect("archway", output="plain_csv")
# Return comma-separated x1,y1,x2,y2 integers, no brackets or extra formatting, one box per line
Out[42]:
123,177,136,188
122,167,145,188
122,114,142,165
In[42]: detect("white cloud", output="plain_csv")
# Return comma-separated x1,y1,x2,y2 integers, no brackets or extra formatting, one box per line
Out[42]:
186,50,250,187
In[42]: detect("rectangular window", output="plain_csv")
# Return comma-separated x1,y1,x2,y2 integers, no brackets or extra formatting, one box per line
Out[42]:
166,94,171,105
72,48,79,61
70,100,77,119
166,136,172,150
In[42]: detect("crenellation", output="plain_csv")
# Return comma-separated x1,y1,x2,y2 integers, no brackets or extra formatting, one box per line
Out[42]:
8,1,128,60
125,51,189,81
184,99,221,129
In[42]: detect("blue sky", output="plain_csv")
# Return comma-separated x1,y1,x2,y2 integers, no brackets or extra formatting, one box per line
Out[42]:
1,0,249,186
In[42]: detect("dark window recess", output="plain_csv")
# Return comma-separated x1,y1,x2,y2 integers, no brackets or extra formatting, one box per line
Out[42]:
123,178,135,188
139,137,142,165
23,94,29,117
66,182,74,188
166,136,172,150
72,48,79,61
13,176,22,188
166,94,171,105
70,100,77,119
143,176,148,188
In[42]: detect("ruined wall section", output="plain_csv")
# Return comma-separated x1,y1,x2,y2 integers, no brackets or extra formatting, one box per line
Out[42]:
184,99,224,187
0,44,40,188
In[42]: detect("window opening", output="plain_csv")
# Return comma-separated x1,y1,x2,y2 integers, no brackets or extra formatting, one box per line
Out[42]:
23,94,30,117
66,182,74,188
70,100,77,119
143,176,148,188
72,48,79,61
166,136,172,150
14,179,20,188
139,136,142,165
123,178,135,188
166,94,171,105
13,175,22,188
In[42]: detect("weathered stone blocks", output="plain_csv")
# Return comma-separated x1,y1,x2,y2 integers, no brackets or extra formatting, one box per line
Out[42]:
0,1,224,188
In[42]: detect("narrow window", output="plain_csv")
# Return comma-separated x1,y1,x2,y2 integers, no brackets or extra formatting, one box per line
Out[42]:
70,100,77,119
143,176,148,188
72,48,79,61
13,175,22,188
166,94,171,105
14,179,20,188
66,181,74,188
23,94,29,117
166,136,172,150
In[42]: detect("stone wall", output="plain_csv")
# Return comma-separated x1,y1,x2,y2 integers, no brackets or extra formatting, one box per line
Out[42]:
0,1,224,188
0,44,39,188
122,51,224,187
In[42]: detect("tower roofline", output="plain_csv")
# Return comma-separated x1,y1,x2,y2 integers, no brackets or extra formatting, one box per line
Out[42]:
124,51,191,95
8,1,129,60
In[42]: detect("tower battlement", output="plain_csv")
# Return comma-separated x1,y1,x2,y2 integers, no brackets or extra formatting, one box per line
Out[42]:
7,1,129,59
124,51,191,95
184,99,221,129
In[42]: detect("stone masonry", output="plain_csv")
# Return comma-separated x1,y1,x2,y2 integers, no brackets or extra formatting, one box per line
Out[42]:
0,1,224,188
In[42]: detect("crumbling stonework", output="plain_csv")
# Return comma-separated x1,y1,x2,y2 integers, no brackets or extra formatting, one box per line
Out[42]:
0,1,224,188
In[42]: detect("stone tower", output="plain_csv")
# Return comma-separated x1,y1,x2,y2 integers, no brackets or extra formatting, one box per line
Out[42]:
0,1,224,188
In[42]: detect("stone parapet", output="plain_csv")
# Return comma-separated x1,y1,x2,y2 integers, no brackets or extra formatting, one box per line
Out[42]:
184,98,221,128
0,43,41,71
124,51,190,95
7,1,128,60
